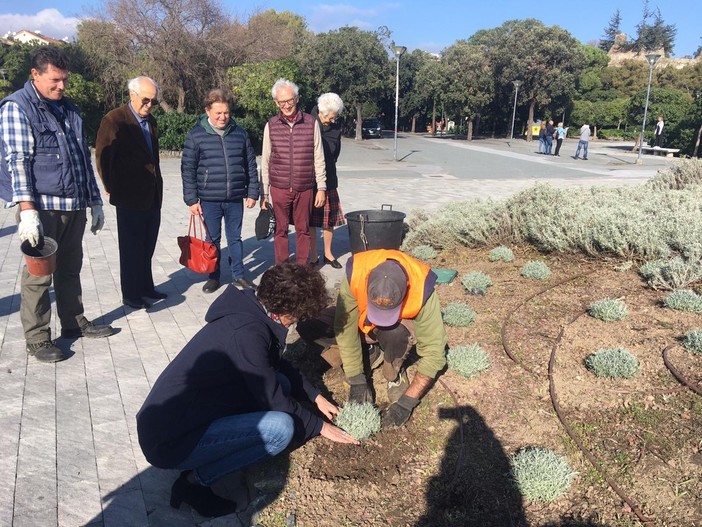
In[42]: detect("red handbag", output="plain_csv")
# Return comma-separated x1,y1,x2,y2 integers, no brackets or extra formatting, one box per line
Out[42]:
177,214,218,274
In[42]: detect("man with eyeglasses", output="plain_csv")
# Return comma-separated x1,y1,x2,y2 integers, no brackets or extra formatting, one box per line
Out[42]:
0,45,114,363
261,78,326,266
96,76,165,310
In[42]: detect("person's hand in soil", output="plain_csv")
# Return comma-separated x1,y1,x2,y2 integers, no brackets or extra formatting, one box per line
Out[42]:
314,393,340,420
320,422,360,444
382,395,420,427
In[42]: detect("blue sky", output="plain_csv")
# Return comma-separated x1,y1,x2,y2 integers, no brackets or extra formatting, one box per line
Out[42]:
1,0,700,57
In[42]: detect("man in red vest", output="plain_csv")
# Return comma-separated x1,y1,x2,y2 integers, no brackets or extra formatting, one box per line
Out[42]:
334,249,447,427
260,78,326,265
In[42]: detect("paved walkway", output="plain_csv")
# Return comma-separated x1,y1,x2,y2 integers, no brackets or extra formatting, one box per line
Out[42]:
0,133,671,526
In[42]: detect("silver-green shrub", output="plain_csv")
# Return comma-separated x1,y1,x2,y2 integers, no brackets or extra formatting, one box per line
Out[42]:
521,261,551,280
461,271,493,296
639,257,702,290
402,199,512,251
587,299,628,321
646,158,702,191
585,348,640,378
442,303,476,327
664,290,702,313
447,344,490,377
410,244,438,260
510,447,577,502
488,246,515,262
682,329,702,355
334,402,381,440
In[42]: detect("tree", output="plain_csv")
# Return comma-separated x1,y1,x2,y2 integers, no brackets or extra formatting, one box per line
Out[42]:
469,19,587,141
633,2,676,56
626,86,693,147
298,27,390,141
414,55,444,135
600,10,622,52
234,10,309,63
440,41,495,140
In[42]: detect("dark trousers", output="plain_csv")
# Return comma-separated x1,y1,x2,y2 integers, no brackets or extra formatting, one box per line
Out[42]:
19,209,88,343
269,186,314,265
116,204,160,299
554,138,563,156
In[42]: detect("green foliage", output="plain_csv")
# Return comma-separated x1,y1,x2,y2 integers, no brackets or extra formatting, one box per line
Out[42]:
626,87,693,136
154,111,198,151
442,303,476,327
639,257,702,290
402,199,511,251
664,290,702,313
410,245,438,260
682,329,702,355
585,348,640,378
461,271,493,296
489,246,515,262
521,261,551,280
587,299,628,321
599,10,622,52
65,72,104,145
510,447,577,502
447,344,490,378
334,402,381,441
597,128,639,140
440,41,494,122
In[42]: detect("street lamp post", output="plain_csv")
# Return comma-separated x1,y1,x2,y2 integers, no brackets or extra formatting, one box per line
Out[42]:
393,45,406,161
510,80,522,140
636,53,661,165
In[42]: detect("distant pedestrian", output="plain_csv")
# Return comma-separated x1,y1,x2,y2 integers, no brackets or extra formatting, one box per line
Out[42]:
545,119,555,155
574,123,591,160
538,121,547,154
554,122,566,157
654,116,664,147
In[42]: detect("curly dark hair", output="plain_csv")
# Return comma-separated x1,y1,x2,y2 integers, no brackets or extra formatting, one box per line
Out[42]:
257,263,330,320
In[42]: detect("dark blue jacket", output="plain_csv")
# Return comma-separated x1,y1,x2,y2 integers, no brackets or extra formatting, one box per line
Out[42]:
181,115,259,205
136,286,323,468
0,80,92,202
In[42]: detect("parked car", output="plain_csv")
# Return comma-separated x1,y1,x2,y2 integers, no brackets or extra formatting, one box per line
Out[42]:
361,118,382,139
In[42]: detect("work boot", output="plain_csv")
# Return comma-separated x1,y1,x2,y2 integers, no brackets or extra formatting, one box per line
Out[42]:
61,320,115,339
27,341,66,363
387,369,409,404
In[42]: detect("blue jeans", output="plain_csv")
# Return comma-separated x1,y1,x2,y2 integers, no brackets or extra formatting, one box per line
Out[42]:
174,374,295,485
200,200,244,281
575,140,589,159
545,136,553,154
538,137,546,153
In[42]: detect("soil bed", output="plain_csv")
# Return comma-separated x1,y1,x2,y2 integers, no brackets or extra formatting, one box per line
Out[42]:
252,246,702,527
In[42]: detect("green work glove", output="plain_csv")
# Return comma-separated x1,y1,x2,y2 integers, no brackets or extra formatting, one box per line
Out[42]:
382,394,420,427
347,374,371,403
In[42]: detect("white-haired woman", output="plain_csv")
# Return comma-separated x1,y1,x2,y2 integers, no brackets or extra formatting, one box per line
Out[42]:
309,92,345,268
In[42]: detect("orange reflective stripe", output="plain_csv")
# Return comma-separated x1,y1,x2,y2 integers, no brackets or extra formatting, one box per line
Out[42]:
348,250,432,334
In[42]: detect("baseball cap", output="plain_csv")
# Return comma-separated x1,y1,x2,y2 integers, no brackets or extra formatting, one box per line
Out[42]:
366,260,408,327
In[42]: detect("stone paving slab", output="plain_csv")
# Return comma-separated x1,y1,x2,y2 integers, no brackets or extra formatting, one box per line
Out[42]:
0,133,668,526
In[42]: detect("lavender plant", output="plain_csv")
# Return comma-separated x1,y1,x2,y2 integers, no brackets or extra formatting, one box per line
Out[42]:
334,402,381,440
587,299,628,322
461,271,493,296
521,261,551,280
585,348,639,378
447,344,490,377
442,302,476,327
682,329,702,355
664,290,702,313
639,257,702,290
510,447,577,502
488,246,515,262
410,244,438,260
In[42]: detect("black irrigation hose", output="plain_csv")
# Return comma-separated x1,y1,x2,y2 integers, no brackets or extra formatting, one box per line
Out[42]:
662,344,702,397
549,312,655,526
500,271,595,374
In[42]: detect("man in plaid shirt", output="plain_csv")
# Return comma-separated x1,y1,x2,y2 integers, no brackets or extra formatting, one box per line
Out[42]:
0,46,114,363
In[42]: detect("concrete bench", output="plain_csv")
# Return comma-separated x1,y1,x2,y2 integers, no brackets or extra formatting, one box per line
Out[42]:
638,146,681,158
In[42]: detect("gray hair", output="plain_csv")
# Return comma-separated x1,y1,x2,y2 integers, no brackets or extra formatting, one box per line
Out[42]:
271,78,299,99
317,92,344,116
128,76,160,97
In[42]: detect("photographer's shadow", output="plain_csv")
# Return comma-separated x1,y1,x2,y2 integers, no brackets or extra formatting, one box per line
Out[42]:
415,405,527,527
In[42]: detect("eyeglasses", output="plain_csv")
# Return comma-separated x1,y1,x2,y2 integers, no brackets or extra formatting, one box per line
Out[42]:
276,97,296,108
140,97,159,107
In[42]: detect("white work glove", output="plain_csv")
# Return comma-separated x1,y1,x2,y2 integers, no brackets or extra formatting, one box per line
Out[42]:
18,209,43,247
90,205,104,235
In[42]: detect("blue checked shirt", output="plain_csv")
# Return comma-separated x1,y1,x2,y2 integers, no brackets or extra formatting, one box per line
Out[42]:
0,93,102,211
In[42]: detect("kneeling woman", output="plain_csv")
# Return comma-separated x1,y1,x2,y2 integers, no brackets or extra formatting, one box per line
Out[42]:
136,264,358,517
